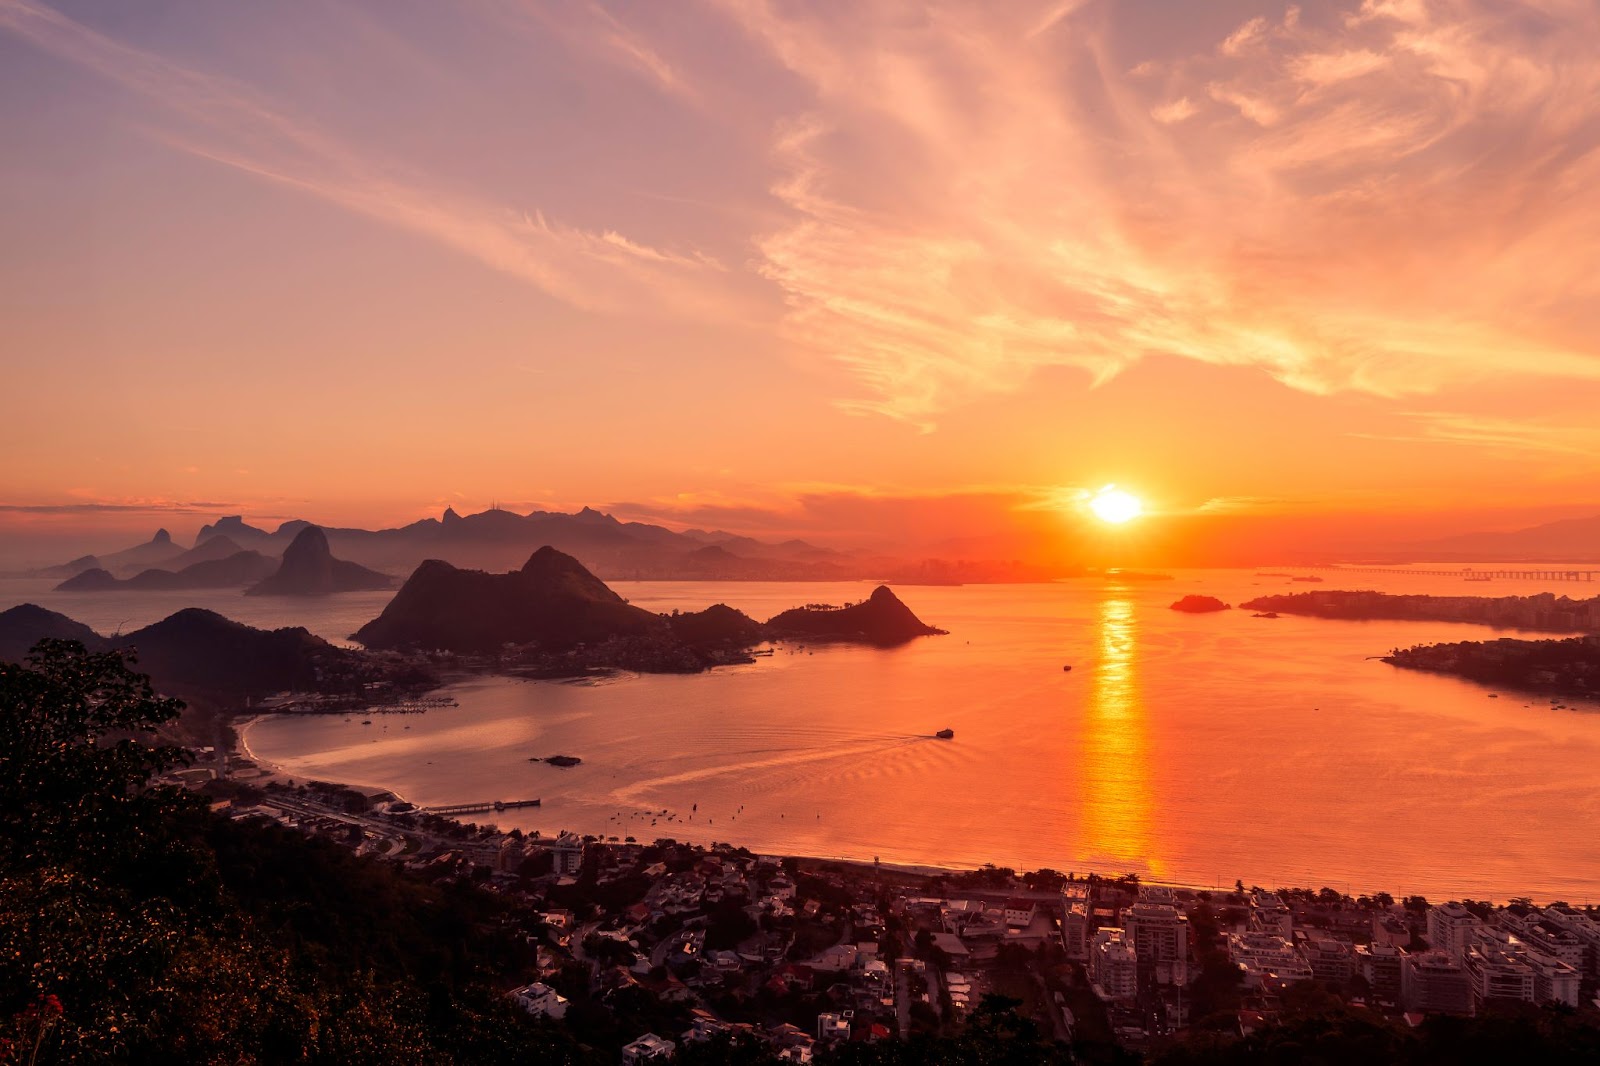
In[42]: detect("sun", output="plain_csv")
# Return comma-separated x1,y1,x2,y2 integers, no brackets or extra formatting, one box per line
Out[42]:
1090,487,1142,524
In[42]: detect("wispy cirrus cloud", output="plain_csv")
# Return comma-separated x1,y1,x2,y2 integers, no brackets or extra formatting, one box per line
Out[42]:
510,0,698,101
711,0,1600,424
0,0,728,315
0,500,236,515
1352,411,1600,455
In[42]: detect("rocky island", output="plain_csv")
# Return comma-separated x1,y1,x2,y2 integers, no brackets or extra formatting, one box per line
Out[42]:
765,585,947,645
1241,589,1600,633
1170,594,1230,613
1382,634,1600,698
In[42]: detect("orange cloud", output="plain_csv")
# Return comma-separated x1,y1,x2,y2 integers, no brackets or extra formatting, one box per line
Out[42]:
713,0,1600,424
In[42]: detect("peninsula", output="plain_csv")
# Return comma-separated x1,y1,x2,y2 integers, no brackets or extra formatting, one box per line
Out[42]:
355,547,945,662
1240,589,1600,633
1382,634,1600,698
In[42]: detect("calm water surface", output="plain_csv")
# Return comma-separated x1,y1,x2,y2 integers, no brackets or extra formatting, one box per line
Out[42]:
7,570,1599,900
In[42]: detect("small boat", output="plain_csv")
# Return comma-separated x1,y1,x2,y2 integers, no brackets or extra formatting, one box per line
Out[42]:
934,728,955,740
1062,665,1073,672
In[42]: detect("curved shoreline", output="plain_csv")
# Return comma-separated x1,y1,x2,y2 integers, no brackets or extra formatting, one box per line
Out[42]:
234,712,419,807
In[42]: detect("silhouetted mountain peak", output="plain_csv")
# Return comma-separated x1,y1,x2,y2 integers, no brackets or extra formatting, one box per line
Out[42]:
518,545,625,601
442,506,462,523
138,606,234,634
198,515,270,543
54,568,119,592
284,524,332,562
666,603,765,649
0,604,108,661
152,528,172,545
246,525,391,597
767,585,944,645
196,534,242,556
356,547,658,652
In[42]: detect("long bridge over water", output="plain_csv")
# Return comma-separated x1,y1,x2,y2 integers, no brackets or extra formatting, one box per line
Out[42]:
1318,566,1597,582
423,798,541,816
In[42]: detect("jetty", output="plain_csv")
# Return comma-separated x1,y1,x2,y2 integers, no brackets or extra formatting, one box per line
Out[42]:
423,798,541,816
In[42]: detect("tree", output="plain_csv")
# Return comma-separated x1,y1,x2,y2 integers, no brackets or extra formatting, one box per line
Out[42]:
0,639,192,873
0,641,588,1064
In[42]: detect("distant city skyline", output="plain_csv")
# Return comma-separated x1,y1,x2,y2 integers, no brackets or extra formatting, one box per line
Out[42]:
4,0,1599,561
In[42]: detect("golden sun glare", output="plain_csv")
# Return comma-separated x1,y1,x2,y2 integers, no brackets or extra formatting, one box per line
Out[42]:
1089,488,1142,524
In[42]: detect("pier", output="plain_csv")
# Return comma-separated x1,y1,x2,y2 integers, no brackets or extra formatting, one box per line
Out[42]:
423,798,541,816
1319,566,1597,582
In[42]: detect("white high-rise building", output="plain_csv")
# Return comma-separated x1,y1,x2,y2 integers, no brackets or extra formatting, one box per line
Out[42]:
1427,903,1482,960
1089,927,1138,1001
1125,902,1189,985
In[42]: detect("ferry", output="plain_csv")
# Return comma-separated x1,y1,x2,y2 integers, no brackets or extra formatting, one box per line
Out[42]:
934,728,954,740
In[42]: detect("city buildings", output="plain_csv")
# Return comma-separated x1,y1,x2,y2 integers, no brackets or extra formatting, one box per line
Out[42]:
1125,901,1190,986
1426,903,1482,960
1089,927,1138,1001
1228,933,1313,991
1403,950,1475,1016
1355,942,1407,1006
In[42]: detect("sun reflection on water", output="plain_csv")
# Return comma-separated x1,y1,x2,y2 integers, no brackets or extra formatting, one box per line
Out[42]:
1080,596,1160,876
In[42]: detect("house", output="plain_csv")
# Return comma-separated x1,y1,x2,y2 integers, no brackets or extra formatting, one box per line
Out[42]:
621,1032,676,1063
816,1011,852,1041
681,1009,730,1045
508,981,568,1020
1004,899,1038,927
812,944,859,972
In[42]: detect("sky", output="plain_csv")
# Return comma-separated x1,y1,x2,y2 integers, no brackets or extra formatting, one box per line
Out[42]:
3,0,1599,564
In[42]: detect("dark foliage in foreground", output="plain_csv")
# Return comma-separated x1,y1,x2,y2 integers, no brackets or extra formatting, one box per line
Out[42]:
0,640,582,1064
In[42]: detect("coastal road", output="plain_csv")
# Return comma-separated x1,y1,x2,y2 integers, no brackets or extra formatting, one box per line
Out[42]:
894,960,914,1038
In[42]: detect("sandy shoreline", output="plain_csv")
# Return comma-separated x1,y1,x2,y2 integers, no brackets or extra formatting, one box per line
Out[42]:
233,714,287,781
234,712,417,805
230,717,1211,890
